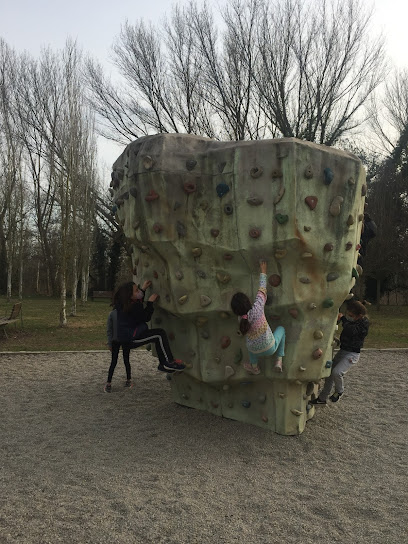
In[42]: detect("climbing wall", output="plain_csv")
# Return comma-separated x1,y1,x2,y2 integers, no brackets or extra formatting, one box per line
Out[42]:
111,134,366,435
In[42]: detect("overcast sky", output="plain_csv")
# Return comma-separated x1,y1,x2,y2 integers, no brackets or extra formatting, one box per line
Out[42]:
1,0,406,178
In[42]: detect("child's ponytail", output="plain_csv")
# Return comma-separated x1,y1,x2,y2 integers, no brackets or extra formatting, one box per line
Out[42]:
231,292,252,336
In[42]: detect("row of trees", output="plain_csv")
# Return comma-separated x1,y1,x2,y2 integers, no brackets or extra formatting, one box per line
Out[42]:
1,0,408,318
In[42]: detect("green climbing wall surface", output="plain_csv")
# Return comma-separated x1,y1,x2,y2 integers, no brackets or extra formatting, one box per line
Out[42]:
111,134,366,435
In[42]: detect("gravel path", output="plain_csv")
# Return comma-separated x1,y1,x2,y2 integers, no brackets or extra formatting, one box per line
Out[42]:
1,350,407,543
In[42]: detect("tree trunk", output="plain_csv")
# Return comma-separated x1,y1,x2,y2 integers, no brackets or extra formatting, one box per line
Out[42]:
60,270,67,327
6,255,12,301
70,256,78,316
376,278,381,311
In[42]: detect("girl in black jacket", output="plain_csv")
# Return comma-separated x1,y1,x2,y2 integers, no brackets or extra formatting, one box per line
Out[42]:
311,300,369,405
104,281,185,392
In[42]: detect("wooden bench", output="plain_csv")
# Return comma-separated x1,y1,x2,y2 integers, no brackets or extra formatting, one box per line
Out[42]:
0,302,23,338
92,291,113,301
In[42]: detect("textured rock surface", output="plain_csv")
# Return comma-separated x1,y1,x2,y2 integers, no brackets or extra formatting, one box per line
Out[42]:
111,134,366,435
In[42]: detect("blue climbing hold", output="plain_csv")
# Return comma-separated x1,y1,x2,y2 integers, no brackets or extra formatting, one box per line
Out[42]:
241,400,251,408
324,168,334,185
111,205,118,213
325,360,333,368
216,183,230,198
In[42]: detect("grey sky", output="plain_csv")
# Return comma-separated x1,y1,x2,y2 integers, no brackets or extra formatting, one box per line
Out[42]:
1,0,405,177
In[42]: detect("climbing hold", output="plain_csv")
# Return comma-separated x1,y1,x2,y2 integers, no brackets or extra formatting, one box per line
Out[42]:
234,349,243,364
210,229,220,238
199,201,208,210
178,295,188,305
261,415,268,423
249,227,261,239
323,167,334,185
224,253,233,260
299,366,306,371
241,401,251,408
324,243,334,252
247,196,263,206
329,196,344,216
347,214,355,226
352,267,359,279
268,274,281,287
278,393,285,399
153,223,163,233
215,357,221,364
305,196,318,210
196,317,208,327
356,243,361,250
345,242,353,250
145,190,159,202
166,374,172,381
142,155,154,169
275,213,289,225
271,168,282,178
200,295,212,307
356,264,363,276
183,181,196,194
301,252,313,259
289,308,298,319
219,312,230,319
304,165,314,179
304,226,312,232
225,366,235,379
348,177,355,186
313,330,324,340
111,205,118,214
133,220,140,230
175,270,184,280
258,394,266,404
358,213,364,221
216,183,230,198
291,409,303,416
250,166,263,178
274,249,287,259
361,184,367,196
177,221,186,237
129,187,138,198
224,203,233,215
153,270,159,279
327,272,339,282
196,270,206,279
312,349,323,359
116,198,124,206
173,201,181,211
201,330,209,339
192,247,202,257
221,336,231,349
299,277,311,284
325,360,333,368
322,298,334,308
216,272,231,284
186,159,197,171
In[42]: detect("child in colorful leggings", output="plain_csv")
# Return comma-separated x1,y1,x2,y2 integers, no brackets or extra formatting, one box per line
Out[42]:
230,260,286,375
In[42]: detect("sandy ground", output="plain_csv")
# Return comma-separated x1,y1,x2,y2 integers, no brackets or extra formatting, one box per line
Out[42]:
0,350,407,544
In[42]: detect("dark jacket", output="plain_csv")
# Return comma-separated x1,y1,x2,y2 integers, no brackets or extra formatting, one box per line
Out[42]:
339,316,369,353
107,298,154,346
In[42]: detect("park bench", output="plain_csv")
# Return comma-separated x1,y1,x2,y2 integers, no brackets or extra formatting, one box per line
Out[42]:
0,302,23,338
92,290,113,301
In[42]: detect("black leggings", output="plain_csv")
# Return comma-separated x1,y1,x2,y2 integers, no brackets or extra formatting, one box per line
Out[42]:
107,328,174,382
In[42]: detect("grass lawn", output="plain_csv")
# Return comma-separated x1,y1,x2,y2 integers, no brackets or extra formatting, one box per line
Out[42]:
1,296,407,352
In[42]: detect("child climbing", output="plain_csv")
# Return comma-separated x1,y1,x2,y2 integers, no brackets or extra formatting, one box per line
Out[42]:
104,280,185,392
311,300,369,405
230,260,286,375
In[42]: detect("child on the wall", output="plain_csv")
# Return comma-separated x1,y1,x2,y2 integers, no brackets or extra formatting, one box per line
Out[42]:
311,300,369,405
230,260,286,375
105,280,185,392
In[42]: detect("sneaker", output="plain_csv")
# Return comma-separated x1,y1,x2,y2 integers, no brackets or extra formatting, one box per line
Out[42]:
330,392,343,403
163,359,186,371
158,363,175,373
310,397,327,405
104,383,112,393
274,358,283,372
243,361,261,375
125,380,133,388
